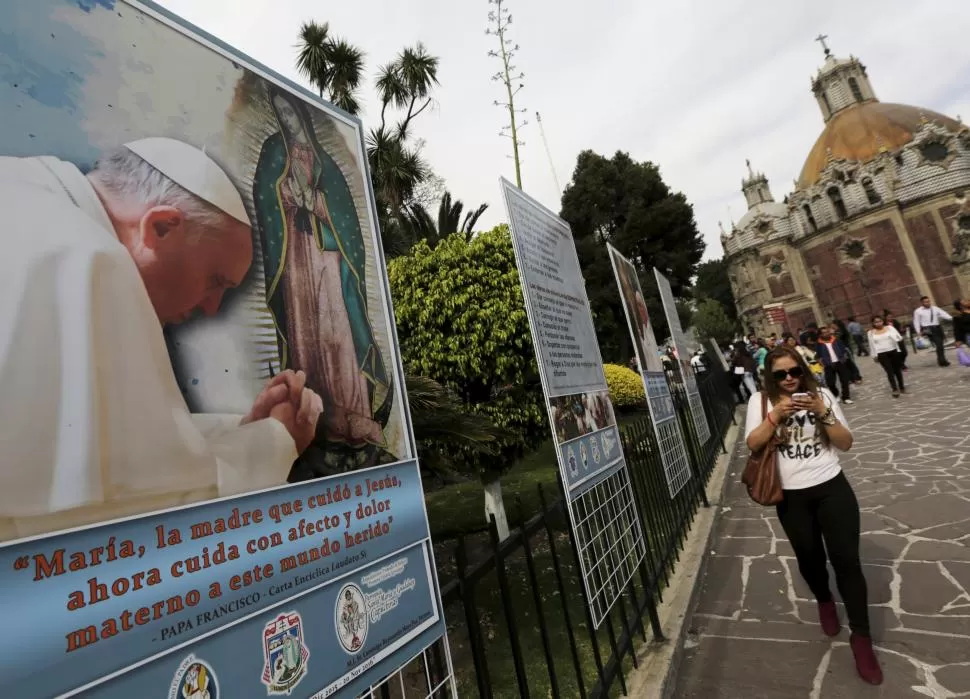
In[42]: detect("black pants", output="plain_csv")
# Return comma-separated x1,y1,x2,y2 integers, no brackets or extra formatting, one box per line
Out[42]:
926,326,948,366
876,350,904,391
824,362,851,400
776,472,870,635
852,334,869,356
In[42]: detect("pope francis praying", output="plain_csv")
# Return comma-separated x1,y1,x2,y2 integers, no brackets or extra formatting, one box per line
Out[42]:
0,138,324,542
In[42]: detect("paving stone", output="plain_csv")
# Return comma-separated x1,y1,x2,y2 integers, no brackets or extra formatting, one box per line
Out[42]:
936,665,970,694
742,557,794,620
898,561,959,614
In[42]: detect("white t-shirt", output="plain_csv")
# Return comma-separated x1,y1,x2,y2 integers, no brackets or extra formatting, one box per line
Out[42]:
744,389,846,490
867,327,903,354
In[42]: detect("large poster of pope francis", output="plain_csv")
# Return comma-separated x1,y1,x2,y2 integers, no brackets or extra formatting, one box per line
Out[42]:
0,0,412,542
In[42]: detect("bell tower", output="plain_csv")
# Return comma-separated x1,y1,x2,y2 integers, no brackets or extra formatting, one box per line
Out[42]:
811,35,877,123
742,160,774,209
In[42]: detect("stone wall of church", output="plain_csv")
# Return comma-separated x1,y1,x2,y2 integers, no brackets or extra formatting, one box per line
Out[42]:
902,208,962,304
800,217,920,320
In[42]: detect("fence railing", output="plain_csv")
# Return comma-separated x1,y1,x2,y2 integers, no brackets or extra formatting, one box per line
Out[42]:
436,371,738,698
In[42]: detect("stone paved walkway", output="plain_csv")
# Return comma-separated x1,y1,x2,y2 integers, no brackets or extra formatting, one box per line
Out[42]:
675,351,970,698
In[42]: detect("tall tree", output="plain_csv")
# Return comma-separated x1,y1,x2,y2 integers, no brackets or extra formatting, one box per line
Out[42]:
295,23,440,257
560,150,705,361
694,258,739,322
693,299,737,345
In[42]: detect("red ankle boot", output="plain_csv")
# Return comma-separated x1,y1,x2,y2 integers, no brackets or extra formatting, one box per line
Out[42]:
850,634,883,685
818,601,841,636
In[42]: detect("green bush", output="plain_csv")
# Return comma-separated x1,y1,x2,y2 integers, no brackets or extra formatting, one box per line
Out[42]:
604,363,645,409
388,226,547,480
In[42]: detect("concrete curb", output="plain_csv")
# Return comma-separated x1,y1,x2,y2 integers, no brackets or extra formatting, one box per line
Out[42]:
624,410,742,699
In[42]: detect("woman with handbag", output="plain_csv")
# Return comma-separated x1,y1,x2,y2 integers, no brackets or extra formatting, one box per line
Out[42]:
744,346,882,685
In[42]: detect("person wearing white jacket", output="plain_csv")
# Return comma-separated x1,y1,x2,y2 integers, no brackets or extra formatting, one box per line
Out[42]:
868,315,905,397
0,139,323,542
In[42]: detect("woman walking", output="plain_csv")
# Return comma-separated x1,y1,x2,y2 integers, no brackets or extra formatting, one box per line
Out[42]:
884,311,909,370
868,316,905,397
731,343,758,398
745,347,882,685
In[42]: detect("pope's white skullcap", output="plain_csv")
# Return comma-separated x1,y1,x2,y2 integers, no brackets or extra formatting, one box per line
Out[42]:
124,137,249,225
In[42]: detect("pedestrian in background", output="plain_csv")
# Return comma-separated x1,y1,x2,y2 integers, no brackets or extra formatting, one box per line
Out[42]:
952,300,970,346
884,311,909,371
847,316,868,356
868,316,905,397
912,296,952,367
818,325,854,404
745,347,882,685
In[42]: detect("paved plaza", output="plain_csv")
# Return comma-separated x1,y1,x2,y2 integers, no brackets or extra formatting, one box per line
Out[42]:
676,350,970,698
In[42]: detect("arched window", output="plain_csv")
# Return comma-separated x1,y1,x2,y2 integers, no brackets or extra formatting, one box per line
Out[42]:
803,205,818,233
848,77,864,102
828,186,848,219
862,177,881,205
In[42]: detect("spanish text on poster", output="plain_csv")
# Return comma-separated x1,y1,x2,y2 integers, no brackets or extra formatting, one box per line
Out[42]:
501,179,646,627
607,245,693,498
0,1,450,696
655,269,712,445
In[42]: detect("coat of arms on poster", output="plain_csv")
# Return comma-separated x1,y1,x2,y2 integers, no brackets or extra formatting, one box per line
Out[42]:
336,583,369,653
261,612,310,695
169,655,219,699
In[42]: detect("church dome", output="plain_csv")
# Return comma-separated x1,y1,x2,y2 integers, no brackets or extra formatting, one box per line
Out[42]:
797,102,962,189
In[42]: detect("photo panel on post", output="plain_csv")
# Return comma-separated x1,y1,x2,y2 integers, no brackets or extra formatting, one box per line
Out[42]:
0,2,451,696
607,246,693,498
655,269,712,445
500,178,646,628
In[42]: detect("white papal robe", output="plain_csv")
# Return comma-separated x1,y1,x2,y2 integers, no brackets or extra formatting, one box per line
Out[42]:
0,155,297,542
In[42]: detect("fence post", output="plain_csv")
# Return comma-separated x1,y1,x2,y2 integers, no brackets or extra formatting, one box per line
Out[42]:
456,536,493,699
518,501,561,698
488,514,531,699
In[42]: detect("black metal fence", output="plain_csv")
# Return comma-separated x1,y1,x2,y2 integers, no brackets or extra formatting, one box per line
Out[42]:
436,371,738,698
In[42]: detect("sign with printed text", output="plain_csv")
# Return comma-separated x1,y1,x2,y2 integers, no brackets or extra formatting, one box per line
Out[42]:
502,179,646,628
608,245,693,498
0,1,449,696
655,269,712,446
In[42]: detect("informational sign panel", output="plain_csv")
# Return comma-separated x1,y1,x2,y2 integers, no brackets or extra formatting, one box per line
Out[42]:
502,179,646,627
655,270,712,446
608,246,692,498
0,2,450,697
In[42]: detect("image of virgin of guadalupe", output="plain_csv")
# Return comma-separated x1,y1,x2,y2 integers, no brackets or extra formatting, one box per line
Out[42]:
253,88,393,472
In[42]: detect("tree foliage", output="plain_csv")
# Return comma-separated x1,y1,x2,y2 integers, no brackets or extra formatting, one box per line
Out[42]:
398,191,489,249
694,258,738,322
693,299,737,345
295,23,440,258
387,225,546,479
559,150,705,362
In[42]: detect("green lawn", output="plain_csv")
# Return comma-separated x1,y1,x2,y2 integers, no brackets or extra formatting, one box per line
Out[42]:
426,412,647,539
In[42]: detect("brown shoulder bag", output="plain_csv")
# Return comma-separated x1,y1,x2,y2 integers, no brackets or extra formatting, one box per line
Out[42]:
741,393,784,505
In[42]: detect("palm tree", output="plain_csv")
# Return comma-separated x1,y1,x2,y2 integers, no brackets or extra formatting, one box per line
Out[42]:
296,22,365,115
397,191,489,248
405,375,506,483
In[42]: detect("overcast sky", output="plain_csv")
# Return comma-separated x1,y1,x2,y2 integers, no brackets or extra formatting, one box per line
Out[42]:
155,0,970,260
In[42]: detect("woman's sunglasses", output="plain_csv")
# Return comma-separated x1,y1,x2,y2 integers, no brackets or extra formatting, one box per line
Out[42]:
771,366,805,381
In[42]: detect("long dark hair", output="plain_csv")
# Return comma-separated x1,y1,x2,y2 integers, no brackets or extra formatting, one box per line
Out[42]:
763,346,830,446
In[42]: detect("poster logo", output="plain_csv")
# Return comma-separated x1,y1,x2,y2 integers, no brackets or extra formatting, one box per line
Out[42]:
580,442,589,469
566,446,579,476
336,583,369,654
169,654,218,699
261,612,310,695
591,438,602,464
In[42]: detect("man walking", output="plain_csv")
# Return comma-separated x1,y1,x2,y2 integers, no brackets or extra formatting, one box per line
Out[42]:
847,316,868,356
817,325,854,404
912,296,952,367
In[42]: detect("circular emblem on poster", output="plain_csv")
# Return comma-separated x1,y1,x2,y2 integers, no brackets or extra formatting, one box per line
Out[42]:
335,583,369,654
169,654,218,699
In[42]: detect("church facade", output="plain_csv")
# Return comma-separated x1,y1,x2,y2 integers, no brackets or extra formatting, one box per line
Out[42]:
722,42,970,336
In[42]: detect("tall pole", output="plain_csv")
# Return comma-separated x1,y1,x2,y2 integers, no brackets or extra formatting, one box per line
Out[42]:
487,0,527,188
536,111,561,197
